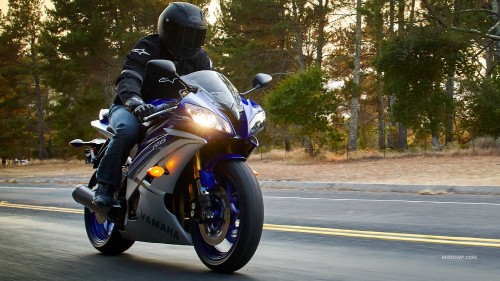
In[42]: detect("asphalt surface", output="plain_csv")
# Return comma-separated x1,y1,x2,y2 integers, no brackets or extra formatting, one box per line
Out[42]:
260,180,500,195
1,183,500,280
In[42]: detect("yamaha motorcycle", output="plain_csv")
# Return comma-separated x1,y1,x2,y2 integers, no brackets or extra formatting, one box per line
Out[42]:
70,60,271,273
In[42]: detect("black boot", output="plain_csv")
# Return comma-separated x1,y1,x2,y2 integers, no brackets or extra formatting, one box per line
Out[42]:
93,183,114,208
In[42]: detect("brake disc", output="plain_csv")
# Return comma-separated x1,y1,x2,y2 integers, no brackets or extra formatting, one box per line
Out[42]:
199,186,231,245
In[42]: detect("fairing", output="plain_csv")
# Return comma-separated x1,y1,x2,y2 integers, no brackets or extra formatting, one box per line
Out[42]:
182,70,243,120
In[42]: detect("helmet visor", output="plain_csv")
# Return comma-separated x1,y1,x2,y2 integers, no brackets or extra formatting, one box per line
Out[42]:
166,21,207,50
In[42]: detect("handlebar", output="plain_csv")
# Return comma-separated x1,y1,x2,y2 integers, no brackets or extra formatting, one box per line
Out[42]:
142,102,178,123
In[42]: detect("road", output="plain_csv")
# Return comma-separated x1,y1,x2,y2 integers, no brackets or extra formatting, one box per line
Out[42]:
1,184,500,281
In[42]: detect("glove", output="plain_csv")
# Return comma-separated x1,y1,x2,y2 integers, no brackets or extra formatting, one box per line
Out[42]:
133,104,156,119
124,96,144,112
124,96,156,119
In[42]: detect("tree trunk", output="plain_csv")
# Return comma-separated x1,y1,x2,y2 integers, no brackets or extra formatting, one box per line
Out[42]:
387,0,408,149
387,0,397,149
494,0,500,66
348,0,362,152
396,0,408,150
302,136,314,156
387,95,396,149
377,72,385,150
432,130,441,149
397,0,405,34
284,125,292,152
444,0,463,145
31,35,44,160
285,137,292,152
398,123,408,150
375,0,385,150
389,0,395,34
445,72,455,144
315,0,329,67
291,0,305,70
485,0,498,77
408,0,416,34
308,136,314,157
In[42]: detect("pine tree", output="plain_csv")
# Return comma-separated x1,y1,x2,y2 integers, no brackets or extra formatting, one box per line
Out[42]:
347,0,363,152
2,0,47,160
42,0,180,156
0,12,32,164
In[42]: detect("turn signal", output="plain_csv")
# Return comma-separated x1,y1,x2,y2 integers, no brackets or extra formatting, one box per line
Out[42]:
147,166,165,178
252,169,260,176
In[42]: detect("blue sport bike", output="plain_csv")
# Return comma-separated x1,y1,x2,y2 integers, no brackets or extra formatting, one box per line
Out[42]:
70,60,271,273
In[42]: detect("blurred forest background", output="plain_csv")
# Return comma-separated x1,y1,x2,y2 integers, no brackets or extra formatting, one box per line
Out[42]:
0,0,499,164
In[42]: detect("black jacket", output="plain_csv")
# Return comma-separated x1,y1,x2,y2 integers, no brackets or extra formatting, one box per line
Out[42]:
113,34,212,105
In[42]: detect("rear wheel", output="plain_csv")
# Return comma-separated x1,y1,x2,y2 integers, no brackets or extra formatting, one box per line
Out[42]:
191,161,264,273
84,173,134,255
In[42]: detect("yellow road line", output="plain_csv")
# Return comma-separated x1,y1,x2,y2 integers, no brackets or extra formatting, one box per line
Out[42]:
0,201,83,214
1,201,499,248
264,224,500,248
264,224,500,243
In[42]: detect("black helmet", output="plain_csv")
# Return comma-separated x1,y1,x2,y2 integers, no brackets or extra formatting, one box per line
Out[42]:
158,2,208,60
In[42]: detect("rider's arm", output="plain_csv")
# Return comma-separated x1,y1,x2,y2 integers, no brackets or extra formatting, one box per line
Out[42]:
115,37,155,109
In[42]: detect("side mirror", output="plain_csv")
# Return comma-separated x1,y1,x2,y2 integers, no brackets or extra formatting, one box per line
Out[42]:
69,139,84,147
146,60,176,76
253,73,272,89
242,73,273,96
146,59,199,95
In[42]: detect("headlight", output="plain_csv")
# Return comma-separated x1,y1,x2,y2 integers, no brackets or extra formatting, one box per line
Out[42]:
185,103,233,134
249,110,266,135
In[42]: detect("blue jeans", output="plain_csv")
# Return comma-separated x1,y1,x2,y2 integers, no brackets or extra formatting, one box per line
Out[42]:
96,105,141,186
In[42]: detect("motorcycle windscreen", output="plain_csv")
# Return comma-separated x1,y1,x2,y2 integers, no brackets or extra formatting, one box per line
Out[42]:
182,70,243,119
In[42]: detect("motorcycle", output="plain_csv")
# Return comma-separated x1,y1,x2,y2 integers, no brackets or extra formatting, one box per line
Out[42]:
70,60,271,273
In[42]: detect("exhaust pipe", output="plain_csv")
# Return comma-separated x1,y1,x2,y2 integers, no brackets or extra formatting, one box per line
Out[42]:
72,184,112,219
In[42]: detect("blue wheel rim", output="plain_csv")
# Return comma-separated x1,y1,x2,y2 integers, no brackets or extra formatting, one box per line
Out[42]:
85,209,114,242
194,180,240,260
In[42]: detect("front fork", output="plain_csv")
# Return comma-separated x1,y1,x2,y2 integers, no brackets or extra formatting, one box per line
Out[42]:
190,151,215,222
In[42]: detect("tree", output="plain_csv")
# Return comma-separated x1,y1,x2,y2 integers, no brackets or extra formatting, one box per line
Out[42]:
1,0,497,157
2,0,46,159
0,12,32,164
265,67,341,156
421,0,490,146
422,1,500,74
377,26,467,148
211,0,337,84
42,0,182,156
209,0,292,88
364,0,387,150
347,0,363,152
290,0,306,70
461,74,500,138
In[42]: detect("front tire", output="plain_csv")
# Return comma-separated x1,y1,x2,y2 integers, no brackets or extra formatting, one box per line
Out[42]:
191,161,264,273
84,173,134,255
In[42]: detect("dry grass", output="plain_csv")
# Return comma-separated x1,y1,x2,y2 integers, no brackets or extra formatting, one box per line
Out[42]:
247,150,500,186
0,159,94,178
14,159,84,166
3,148,498,169
250,147,500,165
2,146,499,187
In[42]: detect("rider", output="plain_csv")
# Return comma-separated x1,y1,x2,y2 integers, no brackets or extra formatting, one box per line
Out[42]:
93,2,213,207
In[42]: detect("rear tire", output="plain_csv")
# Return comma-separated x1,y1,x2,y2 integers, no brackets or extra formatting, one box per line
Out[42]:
84,172,134,255
191,161,264,273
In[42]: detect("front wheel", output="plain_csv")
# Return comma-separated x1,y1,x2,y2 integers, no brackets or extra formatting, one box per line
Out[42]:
191,161,264,273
